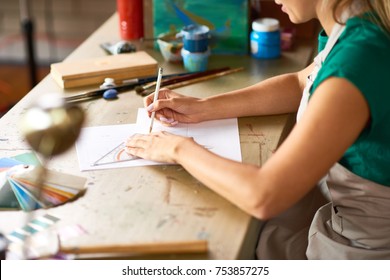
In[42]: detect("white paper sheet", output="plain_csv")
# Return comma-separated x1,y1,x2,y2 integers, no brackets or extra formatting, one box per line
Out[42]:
75,108,241,171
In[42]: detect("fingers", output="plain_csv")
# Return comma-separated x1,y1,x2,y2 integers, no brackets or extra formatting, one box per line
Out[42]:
159,116,178,126
145,104,179,126
125,132,172,152
144,88,170,106
143,92,155,108
124,132,175,163
124,145,142,158
144,90,165,119
125,134,149,157
144,88,183,108
144,89,179,125
126,133,151,146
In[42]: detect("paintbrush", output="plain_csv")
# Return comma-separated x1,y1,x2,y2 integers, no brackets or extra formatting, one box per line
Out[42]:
63,71,201,103
166,67,244,89
138,67,244,96
135,67,230,96
63,82,139,103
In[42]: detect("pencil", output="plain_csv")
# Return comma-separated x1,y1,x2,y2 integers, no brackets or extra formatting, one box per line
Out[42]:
149,67,163,133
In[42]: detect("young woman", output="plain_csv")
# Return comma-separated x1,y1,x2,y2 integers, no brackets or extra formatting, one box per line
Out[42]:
125,0,390,259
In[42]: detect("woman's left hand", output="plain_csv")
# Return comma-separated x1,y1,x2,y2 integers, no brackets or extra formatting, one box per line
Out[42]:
125,131,192,164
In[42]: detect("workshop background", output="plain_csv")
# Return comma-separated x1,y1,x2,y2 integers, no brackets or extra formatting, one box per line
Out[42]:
0,0,116,115
0,0,317,117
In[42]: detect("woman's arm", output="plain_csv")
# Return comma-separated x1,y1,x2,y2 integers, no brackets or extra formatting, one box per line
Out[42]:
146,63,314,123
200,64,314,120
127,76,369,220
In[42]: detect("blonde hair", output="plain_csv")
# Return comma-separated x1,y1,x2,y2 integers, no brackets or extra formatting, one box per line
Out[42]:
332,0,390,33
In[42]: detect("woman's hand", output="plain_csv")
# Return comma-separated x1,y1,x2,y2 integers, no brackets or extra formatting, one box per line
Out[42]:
125,131,194,164
145,88,206,126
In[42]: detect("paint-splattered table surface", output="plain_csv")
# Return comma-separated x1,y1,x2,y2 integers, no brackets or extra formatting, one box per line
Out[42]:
0,13,316,259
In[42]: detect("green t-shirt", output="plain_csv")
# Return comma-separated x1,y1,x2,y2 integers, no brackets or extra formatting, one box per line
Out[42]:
310,14,390,186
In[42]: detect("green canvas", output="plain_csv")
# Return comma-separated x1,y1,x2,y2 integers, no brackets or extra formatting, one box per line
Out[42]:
153,0,249,55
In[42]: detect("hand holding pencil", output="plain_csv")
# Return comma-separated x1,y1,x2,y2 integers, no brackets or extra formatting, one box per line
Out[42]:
144,67,244,128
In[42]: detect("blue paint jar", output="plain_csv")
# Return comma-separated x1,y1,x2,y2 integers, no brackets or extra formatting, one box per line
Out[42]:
181,48,210,72
178,24,210,53
250,18,281,59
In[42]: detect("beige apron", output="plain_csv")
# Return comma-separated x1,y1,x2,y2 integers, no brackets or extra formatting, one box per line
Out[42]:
307,163,390,259
256,20,390,260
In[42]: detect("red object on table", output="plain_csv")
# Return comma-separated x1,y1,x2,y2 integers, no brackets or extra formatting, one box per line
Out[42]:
116,0,144,40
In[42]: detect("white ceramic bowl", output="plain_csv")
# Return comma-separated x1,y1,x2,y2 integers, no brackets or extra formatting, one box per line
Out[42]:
157,33,183,63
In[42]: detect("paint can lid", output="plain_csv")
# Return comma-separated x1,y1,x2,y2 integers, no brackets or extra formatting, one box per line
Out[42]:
177,24,210,40
252,18,280,32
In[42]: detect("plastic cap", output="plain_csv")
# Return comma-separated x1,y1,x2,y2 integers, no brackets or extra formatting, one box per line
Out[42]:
178,24,210,40
252,18,280,32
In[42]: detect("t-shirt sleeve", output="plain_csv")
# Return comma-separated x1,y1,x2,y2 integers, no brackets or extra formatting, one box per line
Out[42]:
312,38,390,125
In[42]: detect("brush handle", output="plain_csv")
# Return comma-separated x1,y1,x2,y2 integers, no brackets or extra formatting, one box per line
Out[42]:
63,71,197,103
167,67,244,90
60,240,208,255
137,67,231,94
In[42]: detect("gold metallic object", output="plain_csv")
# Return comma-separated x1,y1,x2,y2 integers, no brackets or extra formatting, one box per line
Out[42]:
20,94,84,157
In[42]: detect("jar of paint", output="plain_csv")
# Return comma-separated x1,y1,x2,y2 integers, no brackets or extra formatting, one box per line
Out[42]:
181,48,210,72
116,0,144,40
178,24,210,53
250,18,281,59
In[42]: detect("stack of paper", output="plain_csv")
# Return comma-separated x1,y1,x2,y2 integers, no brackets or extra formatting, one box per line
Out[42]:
50,51,158,88
0,153,87,211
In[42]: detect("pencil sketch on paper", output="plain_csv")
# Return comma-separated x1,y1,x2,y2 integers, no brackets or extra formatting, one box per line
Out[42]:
92,141,138,167
75,108,242,171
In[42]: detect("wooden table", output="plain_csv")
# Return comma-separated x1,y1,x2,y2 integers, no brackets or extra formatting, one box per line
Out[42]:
0,14,315,259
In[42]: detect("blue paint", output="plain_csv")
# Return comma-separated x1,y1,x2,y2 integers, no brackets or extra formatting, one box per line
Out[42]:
170,1,194,26
103,89,118,100
181,48,210,72
250,18,281,59
180,25,210,52
22,225,38,234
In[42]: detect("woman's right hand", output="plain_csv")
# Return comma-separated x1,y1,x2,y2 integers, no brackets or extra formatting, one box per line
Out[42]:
144,88,206,125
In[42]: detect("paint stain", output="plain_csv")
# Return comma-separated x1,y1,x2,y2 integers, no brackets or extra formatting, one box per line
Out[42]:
197,228,209,239
245,124,264,139
156,214,176,229
164,176,177,204
193,207,218,218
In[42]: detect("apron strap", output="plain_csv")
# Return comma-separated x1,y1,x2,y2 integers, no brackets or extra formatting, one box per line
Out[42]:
296,23,346,122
